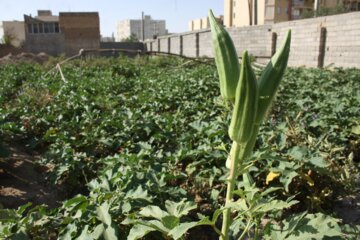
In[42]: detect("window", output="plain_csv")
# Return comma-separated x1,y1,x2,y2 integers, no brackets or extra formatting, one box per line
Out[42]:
233,12,236,19
49,23,55,33
27,24,33,34
39,23,44,33
233,1,236,7
33,24,38,33
277,7,281,15
44,23,50,33
27,22,60,34
54,23,59,33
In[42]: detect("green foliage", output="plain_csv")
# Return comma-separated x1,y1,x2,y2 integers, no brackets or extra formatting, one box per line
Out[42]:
0,57,359,239
302,4,347,18
121,33,139,43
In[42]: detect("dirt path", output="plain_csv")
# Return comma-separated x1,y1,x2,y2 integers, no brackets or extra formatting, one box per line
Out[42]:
0,142,61,209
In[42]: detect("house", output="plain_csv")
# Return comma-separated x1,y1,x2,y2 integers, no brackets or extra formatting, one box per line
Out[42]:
0,21,25,47
116,15,167,41
24,10,100,55
224,0,360,27
188,16,223,31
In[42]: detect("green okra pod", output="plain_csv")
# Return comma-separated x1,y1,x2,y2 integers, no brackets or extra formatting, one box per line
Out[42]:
228,50,258,144
209,9,240,102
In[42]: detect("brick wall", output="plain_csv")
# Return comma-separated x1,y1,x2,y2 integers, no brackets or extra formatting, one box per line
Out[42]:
25,33,64,55
145,12,360,68
60,12,100,56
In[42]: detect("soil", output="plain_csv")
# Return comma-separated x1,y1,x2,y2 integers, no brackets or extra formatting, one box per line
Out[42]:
0,52,49,65
0,142,63,209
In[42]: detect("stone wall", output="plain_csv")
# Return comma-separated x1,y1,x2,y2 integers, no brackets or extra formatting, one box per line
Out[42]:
145,12,360,68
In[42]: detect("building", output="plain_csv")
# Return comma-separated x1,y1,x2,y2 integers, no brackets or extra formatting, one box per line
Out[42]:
188,16,223,31
24,10,100,55
0,21,25,47
224,0,360,27
116,15,167,41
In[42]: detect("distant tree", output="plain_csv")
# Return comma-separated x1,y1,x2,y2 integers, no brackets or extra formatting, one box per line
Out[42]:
121,33,139,42
0,33,15,46
302,4,347,19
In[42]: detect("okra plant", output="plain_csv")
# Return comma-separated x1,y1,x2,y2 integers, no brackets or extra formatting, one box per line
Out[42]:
209,10,291,240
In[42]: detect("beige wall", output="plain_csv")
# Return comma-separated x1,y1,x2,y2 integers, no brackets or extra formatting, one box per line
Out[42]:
0,21,25,47
225,0,356,27
224,0,233,27
225,0,272,27
188,17,210,31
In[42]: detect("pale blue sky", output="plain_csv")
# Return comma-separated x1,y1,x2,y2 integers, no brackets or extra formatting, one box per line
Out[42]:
0,0,224,37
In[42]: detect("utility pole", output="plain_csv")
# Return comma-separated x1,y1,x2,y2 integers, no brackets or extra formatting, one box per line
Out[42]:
254,0,258,25
288,0,292,21
314,0,320,17
141,11,145,41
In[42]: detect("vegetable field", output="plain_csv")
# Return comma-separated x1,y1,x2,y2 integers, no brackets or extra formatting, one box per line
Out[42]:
0,56,359,239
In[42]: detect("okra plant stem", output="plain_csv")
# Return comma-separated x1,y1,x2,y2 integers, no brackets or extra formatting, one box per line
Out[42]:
221,124,260,240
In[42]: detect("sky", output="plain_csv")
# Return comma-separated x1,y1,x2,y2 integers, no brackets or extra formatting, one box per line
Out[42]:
0,0,224,37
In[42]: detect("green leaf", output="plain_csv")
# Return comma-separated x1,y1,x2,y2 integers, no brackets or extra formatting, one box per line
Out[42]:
76,225,92,240
59,223,77,240
165,199,197,218
96,202,112,226
125,186,152,202
91,224,105,239
351,125,360,135
280,171,298,192
127,224,155,240
289,146,307,160
254,200,299,213
161,215,180,230
103,224,118,240
168,222,198,240
139,205,169,220
308,157,328,168
63,195,87,208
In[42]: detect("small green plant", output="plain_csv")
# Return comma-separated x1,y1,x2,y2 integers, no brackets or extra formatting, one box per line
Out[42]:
209,9,291,240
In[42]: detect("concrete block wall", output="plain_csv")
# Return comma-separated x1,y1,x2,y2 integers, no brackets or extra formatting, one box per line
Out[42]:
320,12,360,68
198,30,212,57
182,32,197,57
273,18,323,67
145,12,360,68
159,38,168,52
170,36,180,55
228,25,272,58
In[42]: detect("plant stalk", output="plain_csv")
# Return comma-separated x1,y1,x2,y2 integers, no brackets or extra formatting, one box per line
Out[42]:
221,141,247,240
220,124,260,240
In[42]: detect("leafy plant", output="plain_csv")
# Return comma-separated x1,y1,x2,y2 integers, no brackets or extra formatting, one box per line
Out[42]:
209,8,291,239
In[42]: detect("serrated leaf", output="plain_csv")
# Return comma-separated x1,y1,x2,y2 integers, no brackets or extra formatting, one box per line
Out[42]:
125,186,152,202
254,200,299,213
165,200,197,218
280,171,298,192
139,205,169,220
